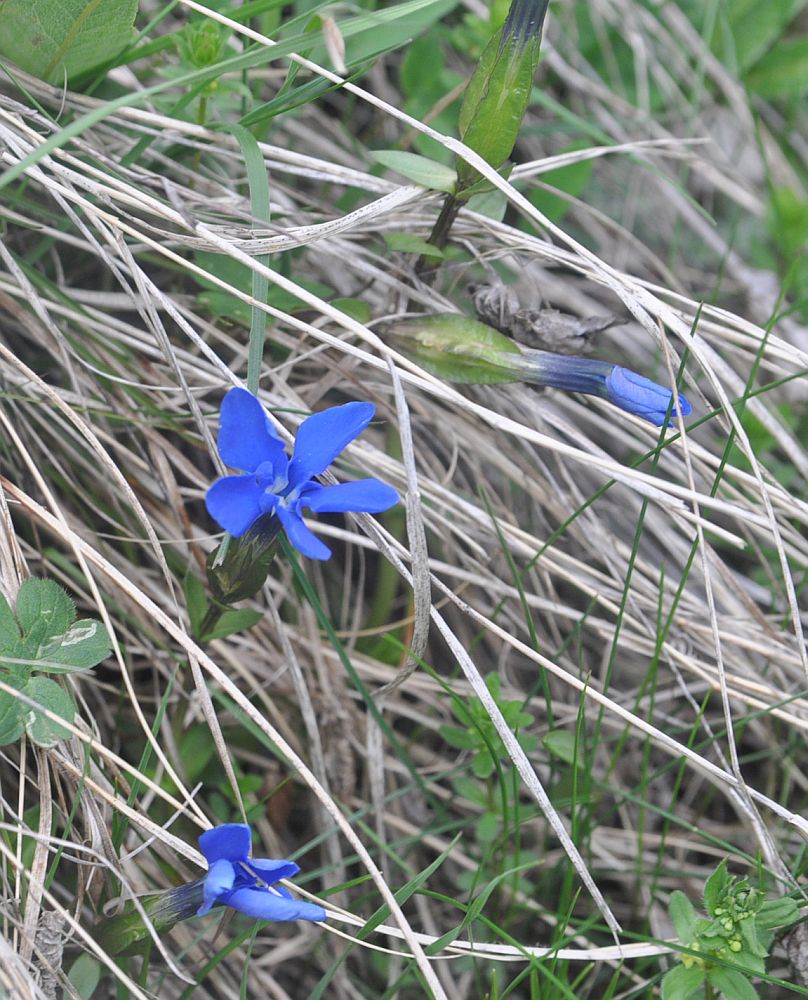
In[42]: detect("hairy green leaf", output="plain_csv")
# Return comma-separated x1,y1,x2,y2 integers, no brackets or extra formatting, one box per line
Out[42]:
660,963,706,1000
38,619,112,671
24,676,75,748
15,578,75,650
707,967,759,1000
0,679,24,747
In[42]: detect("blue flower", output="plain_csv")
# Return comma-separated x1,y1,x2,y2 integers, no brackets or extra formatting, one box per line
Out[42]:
197,823,327,923
604,367,692,426
206,388,399,559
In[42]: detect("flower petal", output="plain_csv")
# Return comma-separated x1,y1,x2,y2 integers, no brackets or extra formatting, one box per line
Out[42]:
225,887,327,922
275,505,332,560
605,368,691,426
287,401,375,487
302,480,399,514
199,823,251,863
218,388,285,473
247,858,300,885
198,858,236,916
206,476,264,537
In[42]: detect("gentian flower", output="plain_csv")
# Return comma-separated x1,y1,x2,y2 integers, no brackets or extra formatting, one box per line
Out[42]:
197,823,326,923
206,388,399,559
384,314,692,427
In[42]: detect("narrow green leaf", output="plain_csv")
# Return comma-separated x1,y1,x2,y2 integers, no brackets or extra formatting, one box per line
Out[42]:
24,676,75,748
202,608,263,642
0,0,138,84
384,232,445,257
456,0,550,193
372,151,457,192
746,37,808,98
183,574,208,639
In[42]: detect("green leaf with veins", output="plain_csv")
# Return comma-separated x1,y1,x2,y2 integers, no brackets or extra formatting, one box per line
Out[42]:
0,0,138,84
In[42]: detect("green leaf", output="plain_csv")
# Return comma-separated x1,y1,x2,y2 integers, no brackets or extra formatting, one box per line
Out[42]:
67,954,102,1000
0,0,139,84
384,232,445,257
183,574,208,639
707,967,759,1000
471,750,496,779
475,810,500,843
724,0,808,72
669,891,699,943
439,724,479,751
746,37,808,98
456,0,550,193
38,620,112,671
23,676,75,749
543,729,578,765
660,964,706,1000
756,896,799,929
15,578,75,648
0,679,24,746
704,860,729,915
0,592,21,652
202,608,263,642
371,151,457,192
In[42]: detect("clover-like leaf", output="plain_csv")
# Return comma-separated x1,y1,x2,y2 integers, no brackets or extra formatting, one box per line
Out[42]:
0,592,21,653
38,619,112,672
24,676,75,748
15,578,75,651
0,678,25,747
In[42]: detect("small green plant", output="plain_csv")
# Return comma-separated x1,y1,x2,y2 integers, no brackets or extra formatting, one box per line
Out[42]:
0,578,112,748
661,860,799,1000
441,673,538,780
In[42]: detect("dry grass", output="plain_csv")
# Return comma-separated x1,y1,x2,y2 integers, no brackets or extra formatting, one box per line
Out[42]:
0,0,807,996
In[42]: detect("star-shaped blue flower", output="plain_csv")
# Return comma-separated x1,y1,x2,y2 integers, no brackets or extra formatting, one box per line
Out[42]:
197,823,327,923
206,388,399,559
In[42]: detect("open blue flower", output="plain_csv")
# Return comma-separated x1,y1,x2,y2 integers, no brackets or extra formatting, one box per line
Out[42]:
206,388,399,559
197,823,327,923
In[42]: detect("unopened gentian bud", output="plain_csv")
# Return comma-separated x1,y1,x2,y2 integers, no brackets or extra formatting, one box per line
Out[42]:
384,313,691,427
